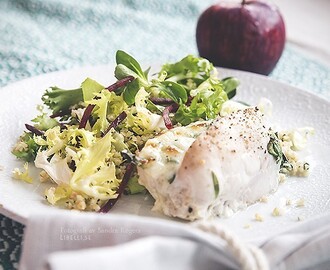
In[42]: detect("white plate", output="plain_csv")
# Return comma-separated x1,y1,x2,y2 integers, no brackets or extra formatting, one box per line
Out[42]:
0,65,329,242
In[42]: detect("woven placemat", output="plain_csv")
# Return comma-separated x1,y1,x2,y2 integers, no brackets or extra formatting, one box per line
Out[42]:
1,1,329,269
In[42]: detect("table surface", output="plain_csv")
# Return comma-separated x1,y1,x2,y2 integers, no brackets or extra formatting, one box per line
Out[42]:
1,1,329,269
276,0,330,66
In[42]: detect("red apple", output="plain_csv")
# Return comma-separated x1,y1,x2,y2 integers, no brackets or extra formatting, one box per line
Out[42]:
196,0,286,75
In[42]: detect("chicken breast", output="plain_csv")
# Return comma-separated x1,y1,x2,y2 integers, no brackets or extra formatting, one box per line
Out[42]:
137,107,280,221
137,121,210,208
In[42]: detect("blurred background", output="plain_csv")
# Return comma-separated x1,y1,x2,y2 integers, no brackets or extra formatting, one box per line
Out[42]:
0,0,329,94
0,0,329,269
276,0,330,66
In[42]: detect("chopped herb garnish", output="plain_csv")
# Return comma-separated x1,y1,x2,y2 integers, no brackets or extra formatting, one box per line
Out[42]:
168,174,176,184
268,132,292,173
211,171,219,198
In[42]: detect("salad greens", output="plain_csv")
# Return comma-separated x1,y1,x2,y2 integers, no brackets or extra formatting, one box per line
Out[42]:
12,50,239,212
42,86,83,117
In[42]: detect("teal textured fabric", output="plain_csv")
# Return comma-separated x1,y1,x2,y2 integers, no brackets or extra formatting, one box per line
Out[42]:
1,0,330,98
0,0,214,86
0,1,330,270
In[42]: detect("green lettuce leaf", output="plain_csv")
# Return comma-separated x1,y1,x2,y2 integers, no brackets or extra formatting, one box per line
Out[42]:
160,55,214,83
157,81,188,103
116,50,147,81
175,86,228,125
12,132,40,162
81,77,105,102
32,113,58,131
42,86,83,115
70,131,120,200
86,89,128,134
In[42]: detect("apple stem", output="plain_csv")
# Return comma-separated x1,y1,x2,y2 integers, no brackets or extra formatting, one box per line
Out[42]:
242,0,246,4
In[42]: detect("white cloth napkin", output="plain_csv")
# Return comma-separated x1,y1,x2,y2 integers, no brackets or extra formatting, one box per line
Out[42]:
19,211,330,270
257,213,330,269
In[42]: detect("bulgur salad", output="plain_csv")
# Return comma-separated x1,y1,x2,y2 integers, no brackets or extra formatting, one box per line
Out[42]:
11,51,314,220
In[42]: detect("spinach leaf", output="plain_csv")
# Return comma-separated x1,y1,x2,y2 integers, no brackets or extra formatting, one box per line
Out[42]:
221,77,240,99
158,81,188,103
115,64,139,80
116,50,146,80
267,132,293,173
122,78,141,105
